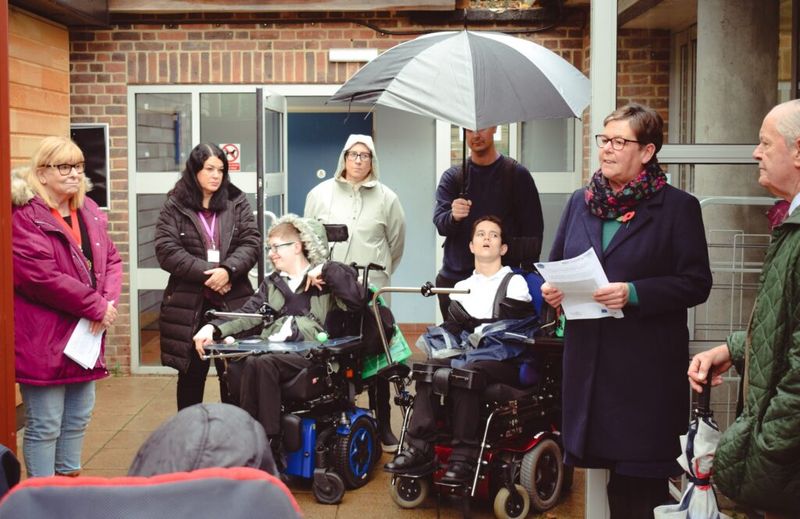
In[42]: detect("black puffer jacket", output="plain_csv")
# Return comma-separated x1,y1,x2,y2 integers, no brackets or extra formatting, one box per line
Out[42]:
156,181,260,372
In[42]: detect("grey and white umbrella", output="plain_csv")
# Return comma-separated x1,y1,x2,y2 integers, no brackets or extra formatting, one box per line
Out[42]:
654,381,731,519
328,30,590,131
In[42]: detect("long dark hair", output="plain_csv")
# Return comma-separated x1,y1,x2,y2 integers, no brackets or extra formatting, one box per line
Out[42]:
172,143,231,212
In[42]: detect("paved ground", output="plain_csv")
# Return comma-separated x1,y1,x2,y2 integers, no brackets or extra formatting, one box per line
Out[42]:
16,374,585,518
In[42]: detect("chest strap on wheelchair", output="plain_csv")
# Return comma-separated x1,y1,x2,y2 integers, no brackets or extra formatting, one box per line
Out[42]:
268,272,324,328
492,272,515,319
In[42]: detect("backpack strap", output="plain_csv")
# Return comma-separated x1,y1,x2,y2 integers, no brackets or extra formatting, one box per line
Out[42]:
492,272,516,319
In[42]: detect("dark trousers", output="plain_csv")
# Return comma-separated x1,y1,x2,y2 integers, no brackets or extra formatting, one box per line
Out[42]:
406,359,520,460
435,273,459,319
607,472,670,519
177,352,230,410
369,377,393,434
238,353,313,436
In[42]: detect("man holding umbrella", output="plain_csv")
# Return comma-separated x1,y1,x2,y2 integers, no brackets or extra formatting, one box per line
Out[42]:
433,126,544,316
688,99,800,518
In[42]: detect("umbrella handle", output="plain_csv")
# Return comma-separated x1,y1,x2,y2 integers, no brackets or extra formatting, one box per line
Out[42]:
696,375,713,417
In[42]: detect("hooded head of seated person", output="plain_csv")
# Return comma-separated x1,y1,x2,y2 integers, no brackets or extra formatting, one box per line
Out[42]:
128,403,278,477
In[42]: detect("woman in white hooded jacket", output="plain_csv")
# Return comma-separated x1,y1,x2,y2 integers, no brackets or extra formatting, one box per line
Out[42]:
304,134,406,452
304,134,405,292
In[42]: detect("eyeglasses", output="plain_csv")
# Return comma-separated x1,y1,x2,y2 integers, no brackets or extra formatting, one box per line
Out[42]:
345,151,372,162
595,135,640,150
47,163,85,176
267,241,295,253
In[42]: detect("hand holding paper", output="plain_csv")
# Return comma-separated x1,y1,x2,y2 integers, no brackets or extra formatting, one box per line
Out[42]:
64,318,103,369
536,248,624,320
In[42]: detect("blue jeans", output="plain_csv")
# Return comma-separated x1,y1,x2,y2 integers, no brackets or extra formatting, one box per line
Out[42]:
19,381,96,477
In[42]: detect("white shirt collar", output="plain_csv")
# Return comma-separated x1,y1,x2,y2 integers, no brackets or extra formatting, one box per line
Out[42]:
789,192,800,218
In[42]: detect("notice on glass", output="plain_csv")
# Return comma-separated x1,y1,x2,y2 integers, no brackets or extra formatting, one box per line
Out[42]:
63,318,103,369
535,248,624,320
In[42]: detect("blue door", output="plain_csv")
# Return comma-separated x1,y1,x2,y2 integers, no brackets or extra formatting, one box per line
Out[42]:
287,113,373,215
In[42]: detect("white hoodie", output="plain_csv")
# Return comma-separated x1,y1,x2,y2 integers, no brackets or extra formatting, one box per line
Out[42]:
304,134,406,290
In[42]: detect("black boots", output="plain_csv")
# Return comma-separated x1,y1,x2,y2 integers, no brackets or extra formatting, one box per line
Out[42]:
384,444,436,474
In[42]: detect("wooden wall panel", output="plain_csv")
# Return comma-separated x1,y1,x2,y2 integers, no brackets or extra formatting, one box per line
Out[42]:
8,7,70,168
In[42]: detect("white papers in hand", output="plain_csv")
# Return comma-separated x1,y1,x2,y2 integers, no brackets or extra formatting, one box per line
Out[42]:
535,248,624,320
63,318,103,369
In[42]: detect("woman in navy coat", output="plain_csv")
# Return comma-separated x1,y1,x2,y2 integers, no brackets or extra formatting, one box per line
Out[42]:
542,104,712,519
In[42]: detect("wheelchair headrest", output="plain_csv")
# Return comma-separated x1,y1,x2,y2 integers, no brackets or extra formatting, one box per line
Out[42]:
503,237,542,269
324,223,349,243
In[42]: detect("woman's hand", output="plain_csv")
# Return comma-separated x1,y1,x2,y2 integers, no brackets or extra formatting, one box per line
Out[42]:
688,344,733,392
593,282,629,309
541,282,564,308
89,301,118,335
193,324,216,357
204,268,231,294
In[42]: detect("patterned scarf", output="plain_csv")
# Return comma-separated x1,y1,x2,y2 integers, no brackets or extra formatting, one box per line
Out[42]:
584,161,668,220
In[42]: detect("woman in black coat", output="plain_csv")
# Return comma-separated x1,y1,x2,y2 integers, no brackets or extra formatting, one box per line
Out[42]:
542,104,712,519
156,143,260,410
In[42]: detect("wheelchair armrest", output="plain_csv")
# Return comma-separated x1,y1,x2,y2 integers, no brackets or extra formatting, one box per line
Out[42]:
309,336,362,359
410,363,486,392
377,362,410,381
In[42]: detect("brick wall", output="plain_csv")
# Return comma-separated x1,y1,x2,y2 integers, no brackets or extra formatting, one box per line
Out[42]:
9,8,71,168
68,14,672,374
67,10,599,374
581,27,672,180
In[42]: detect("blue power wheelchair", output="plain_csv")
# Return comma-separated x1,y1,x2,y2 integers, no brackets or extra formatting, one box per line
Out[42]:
383,238,571,519
202,225,413,505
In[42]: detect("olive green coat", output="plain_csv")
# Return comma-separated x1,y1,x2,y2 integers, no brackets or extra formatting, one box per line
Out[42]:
715,209,800,514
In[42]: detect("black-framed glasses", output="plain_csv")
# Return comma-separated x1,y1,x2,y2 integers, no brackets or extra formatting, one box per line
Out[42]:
47,163,86,176
267,241,295,253
595,135,640,150
345,151,372,162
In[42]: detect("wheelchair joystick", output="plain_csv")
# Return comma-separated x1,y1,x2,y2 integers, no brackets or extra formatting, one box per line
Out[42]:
315,331,329,344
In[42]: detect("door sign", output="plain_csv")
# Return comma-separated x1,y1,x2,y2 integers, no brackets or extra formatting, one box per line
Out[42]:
221,143,241,171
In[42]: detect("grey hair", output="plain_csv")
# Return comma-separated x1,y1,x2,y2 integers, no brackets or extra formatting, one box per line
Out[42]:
775,99,800,149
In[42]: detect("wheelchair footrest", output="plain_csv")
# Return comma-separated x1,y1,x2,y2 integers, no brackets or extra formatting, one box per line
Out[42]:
411,363,486,392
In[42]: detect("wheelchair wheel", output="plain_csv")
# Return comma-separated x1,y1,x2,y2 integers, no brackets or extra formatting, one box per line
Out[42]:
312,471,345,504
493,484,531,519
389,475,429,509
520,438,563,511
333,415,378,489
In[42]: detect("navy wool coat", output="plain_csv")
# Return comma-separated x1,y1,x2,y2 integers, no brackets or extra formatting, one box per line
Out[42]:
550,184,712,476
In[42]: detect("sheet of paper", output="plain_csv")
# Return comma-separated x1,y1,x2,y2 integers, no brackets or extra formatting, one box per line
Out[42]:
63,318,103,369
535,247,624,320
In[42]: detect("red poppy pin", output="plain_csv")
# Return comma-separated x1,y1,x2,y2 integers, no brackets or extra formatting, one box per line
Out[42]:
617,211,635,224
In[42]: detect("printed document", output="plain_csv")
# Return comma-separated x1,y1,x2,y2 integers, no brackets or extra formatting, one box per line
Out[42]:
535,248,624,320
63,318,103,369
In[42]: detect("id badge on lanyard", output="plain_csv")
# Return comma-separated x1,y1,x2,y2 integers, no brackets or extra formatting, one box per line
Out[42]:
198,211,220,264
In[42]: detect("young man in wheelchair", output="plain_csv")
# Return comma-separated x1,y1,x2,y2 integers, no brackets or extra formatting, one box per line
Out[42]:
193,214,365,450
385,215,537,484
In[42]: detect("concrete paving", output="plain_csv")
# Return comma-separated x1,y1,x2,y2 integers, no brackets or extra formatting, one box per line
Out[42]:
17,374,585,518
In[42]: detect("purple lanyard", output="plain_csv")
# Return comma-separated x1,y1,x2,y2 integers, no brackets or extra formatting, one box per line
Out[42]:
198,211,217,249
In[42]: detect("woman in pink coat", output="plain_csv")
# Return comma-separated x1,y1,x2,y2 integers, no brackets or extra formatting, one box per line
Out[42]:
12,136,122,477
